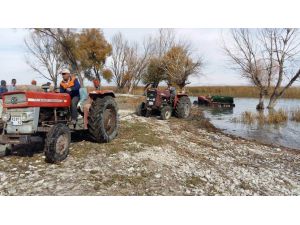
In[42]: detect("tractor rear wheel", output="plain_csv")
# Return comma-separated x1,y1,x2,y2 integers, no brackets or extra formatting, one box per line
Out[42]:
136,102,147,117
175,96,191,118
160,105,172,120
88,96,119,143
45,123,71,163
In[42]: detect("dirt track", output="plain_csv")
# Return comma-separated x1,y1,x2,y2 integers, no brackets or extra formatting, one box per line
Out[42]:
0,101,299,195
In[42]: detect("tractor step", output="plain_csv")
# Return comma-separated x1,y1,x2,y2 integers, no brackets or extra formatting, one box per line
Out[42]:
0,135,43,145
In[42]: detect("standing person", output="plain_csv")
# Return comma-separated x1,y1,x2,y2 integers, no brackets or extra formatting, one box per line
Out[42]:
29,80,40,91
0,80,8,97
167,83,176,104
81,79,101,129
92,79,101,90
59,69,81,124
7,78,17,92
0,80,7,119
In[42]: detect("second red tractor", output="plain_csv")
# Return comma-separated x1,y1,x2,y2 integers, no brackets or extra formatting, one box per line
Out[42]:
137,87,191,120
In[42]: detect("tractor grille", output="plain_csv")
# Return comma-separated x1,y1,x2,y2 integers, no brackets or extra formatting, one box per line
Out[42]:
147,91,156,99
4,94,27,105
146,90,157,107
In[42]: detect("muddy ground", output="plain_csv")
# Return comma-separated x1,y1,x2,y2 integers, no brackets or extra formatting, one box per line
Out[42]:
0,95,299,195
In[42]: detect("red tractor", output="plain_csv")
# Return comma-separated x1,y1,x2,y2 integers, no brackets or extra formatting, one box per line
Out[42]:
0,88,118,163
137,88,191,120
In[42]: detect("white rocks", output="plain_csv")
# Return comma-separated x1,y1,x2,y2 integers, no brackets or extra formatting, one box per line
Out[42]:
0,173,7,182
34,179,45,186
155,174,161,179
127,167,135,173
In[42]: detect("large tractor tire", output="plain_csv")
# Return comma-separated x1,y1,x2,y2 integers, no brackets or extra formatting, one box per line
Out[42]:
45,123,71,163
175,96,191,119
0,145,8,157
88,96,119,143
136,102,147,117
160,105,172,120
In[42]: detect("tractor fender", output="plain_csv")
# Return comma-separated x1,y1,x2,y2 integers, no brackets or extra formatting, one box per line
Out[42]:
174,93,189,107
88,90,116,99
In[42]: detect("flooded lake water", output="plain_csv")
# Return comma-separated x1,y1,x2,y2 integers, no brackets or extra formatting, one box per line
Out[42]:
190,97,300,150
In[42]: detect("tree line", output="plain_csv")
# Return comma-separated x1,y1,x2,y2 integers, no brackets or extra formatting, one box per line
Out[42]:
25,28,300,109
25,28,202,93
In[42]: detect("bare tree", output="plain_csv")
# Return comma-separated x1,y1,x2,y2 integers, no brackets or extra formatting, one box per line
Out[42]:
34,28,84,85
110,32,129,90
126,38,154,93
110,33,154,93
267,29,300,109
225,28,300,109
25,31,64,89
224,29,275,109
153,28,176,58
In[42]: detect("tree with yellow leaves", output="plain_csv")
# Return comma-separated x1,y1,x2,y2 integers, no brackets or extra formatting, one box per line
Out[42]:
77,29,112,83
34,28,112,86
162,44,203,91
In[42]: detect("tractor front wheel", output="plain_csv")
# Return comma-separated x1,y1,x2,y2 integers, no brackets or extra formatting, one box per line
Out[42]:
160,106,172,120
45,123,71,163
175,96,191,118
88,96,119,143
136,102,147,117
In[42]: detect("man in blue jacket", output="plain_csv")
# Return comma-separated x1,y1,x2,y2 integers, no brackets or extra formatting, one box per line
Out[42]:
59,69,81,124
0,80,8,98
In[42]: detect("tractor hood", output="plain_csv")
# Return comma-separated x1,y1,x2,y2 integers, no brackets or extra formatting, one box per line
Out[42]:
2,91,71,108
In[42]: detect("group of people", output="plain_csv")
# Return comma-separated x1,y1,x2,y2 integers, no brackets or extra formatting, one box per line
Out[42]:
0,79,17,97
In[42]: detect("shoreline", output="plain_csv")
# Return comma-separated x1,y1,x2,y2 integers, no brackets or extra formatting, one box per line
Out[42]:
195,108,300,154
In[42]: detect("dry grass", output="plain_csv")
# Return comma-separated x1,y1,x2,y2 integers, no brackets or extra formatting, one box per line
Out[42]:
291,108,300,122
233,109,288,125
15,85,300,98
186,86,300,98
267,109,288,124
241,111,256,124
116,96,145,110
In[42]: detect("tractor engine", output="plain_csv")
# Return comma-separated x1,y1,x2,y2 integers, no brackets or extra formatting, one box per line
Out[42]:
146,89,171,109
1,91,71,135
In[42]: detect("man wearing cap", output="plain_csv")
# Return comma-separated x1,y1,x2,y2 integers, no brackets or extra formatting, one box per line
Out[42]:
59,69,81,124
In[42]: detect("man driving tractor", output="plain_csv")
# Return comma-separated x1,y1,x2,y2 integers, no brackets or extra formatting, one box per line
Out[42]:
59,68,81,124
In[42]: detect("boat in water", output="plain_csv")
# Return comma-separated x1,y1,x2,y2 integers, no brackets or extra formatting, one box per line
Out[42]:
194,95,235,108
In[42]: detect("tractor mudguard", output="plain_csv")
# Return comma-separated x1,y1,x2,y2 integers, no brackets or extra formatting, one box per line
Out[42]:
174,93,189,107
88,90,116,99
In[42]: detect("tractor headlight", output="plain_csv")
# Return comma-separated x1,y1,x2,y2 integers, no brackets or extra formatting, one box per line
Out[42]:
2,113,11,122
21,112,34,121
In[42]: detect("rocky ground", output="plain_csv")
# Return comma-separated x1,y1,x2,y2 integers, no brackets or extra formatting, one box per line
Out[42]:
0,96,300,195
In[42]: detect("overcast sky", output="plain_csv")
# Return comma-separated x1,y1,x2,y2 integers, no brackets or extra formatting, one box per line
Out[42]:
0,28,252,86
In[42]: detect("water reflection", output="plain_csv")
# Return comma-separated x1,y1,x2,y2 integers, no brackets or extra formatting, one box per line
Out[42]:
190,96,300,150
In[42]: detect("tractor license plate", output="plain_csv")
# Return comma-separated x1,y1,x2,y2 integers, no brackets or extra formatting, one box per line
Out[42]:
11,117,22,126
148,101,154,106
